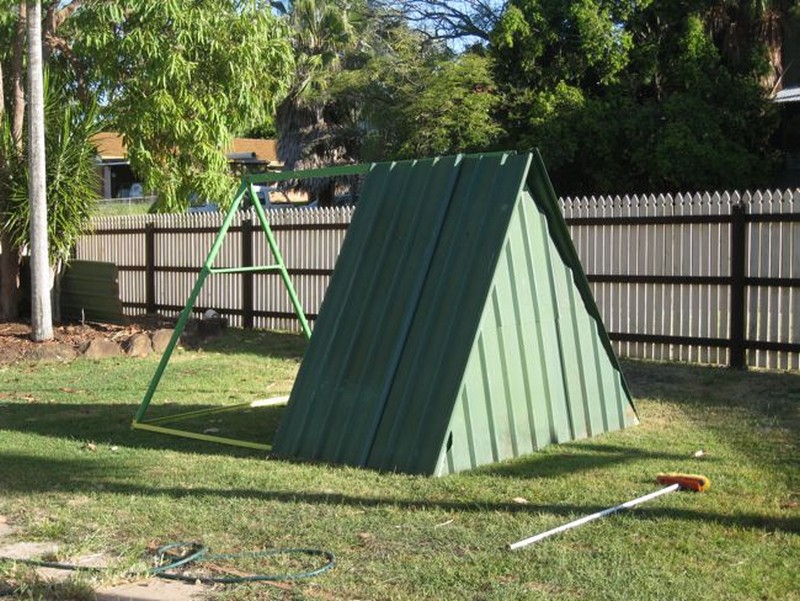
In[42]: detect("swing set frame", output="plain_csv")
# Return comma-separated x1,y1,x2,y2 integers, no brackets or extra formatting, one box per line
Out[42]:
131,164,372,449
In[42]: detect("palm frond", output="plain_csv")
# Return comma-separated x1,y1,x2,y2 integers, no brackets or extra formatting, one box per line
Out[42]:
0,70,101,264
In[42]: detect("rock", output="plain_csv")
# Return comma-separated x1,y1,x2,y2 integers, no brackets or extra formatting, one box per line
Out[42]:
0,541,59,560
124,333,153,358
151,329,175,353
83,338,123,359
97,579,207,601
26,343,78,363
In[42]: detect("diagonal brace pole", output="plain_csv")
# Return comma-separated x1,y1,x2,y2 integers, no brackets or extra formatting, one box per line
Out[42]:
133,183,249,423
247,182,312,339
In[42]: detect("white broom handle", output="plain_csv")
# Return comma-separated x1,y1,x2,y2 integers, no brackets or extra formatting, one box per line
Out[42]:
508,483,680,550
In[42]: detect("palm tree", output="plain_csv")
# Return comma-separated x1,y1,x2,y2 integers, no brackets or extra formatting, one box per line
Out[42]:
27,0,53,340
275,0,358,205
1,71,101,324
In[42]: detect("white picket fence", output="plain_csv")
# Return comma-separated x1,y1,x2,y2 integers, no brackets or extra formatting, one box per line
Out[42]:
78,207,353,328
560,189,799,370
75,189,800,370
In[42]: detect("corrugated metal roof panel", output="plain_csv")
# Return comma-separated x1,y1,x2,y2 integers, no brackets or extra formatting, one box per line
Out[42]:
366,153,534,473
272,156,464,464
60,261,124,324
433,187,635,475
273,151,636,475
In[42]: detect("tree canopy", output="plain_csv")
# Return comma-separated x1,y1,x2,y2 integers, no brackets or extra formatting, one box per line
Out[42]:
486,0,787,194
0,0,793,322
282,0,791,196
274,0,359,205
67,0,294,211
0,0,295,319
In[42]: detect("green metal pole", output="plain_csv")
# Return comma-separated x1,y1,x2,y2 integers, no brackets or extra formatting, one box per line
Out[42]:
244,163,371,185
248,183,312,339
133,184,249,423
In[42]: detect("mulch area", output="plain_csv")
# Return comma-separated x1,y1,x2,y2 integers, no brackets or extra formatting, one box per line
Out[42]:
0,317,173,365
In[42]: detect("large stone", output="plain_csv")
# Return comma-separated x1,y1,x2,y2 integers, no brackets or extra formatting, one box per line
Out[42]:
0,541,59,560
26,343,78,363
83,338,123,360
124,333,153,358
151,329,175,353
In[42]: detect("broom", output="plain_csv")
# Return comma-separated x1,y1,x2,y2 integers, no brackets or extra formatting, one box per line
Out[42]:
508,473,710,550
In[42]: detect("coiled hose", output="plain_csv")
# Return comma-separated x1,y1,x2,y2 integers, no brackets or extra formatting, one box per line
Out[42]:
0,541,335,594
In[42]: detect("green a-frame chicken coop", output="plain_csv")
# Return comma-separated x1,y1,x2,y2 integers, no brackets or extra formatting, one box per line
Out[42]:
134,151,637,475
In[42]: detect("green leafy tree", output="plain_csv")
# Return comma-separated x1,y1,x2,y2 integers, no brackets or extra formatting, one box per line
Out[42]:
628,10,780,191
490,0,781,195
395,52,503,157
0,0,27,320
0,0,294,319
331,17,503,163
705,0,793,92
491,0,636,91
359,51,503,160
1,73,101,270
69,0,294,211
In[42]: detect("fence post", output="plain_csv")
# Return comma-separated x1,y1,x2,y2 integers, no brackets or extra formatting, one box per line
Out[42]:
729,204,746,369
241,216,254,329
145,222,156,314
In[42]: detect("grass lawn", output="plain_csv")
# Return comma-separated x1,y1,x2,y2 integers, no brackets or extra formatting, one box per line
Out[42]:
0,328,797,600
92,198,156,216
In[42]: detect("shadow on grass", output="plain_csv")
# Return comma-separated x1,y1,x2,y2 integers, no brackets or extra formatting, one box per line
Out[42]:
0,401,676,480
0,401,280,458
185,328,308,361
621,359,800,464
0,452,797,536
621,359,800,419
478,443,692,480
3,358,797,471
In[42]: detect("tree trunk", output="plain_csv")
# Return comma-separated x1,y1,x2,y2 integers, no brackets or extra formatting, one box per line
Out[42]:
0,49,4,112
27,0,53,341
11,1,27,148
0,34,10,320
0,234,20,321
0,2,29,321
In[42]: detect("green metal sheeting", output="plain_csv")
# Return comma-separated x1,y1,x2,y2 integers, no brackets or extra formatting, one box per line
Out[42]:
60,260,124,324
272,151,637,475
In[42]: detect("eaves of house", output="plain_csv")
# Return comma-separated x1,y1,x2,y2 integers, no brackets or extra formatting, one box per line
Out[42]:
91,132,282,167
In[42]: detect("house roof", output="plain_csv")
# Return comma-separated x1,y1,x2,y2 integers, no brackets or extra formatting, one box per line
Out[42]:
774,86,800,103
91,133,281,164
92,132,127,160
229,138,279,163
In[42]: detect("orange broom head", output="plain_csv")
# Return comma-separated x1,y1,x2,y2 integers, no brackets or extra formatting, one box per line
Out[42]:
657,473,710,492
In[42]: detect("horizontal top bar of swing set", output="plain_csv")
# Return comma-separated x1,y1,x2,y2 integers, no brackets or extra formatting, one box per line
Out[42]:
209,264,282,275
244,163,373,184
242,152,518,185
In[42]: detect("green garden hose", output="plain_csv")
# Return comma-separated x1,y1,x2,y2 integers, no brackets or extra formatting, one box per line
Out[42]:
151,542,335,583
0,541,335,594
